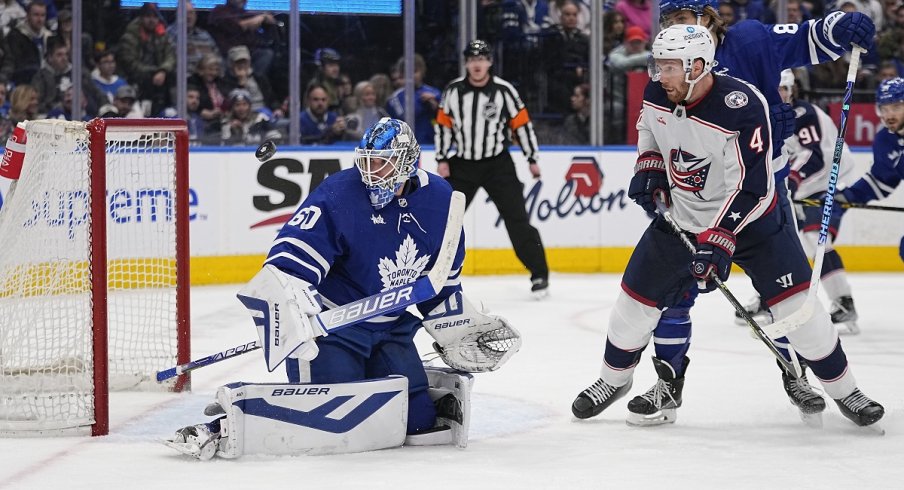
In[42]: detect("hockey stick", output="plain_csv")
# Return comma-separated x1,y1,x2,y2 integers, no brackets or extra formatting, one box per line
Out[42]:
157,191,466,381
765,45,865,339
793,198,904,213
655,201,801,378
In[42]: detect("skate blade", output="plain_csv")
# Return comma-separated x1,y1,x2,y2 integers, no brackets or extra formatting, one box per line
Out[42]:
162,438,202,458
531,289,550,301
836,321,860,336
863,423,886,436
626,408,677,427
799,411,823,429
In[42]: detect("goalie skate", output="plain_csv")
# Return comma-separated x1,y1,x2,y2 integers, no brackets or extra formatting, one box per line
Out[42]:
834,389,885,435
830,296,860,335
734,295,772,326
780,361,825,428
626,357,687,427
571,378,633,419
163,423,221,461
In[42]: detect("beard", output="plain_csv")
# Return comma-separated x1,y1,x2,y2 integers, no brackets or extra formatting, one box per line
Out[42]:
664,83,690,104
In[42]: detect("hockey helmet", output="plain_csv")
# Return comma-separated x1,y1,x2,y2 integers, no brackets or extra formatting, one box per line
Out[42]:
650,25,716,81
355,117,421,209
463,39,492,59
779,69,795,89
659,0,719,19
876,77,904,106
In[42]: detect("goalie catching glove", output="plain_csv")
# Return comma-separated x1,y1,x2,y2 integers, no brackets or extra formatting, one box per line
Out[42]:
236,265,326,371
422,292,522,372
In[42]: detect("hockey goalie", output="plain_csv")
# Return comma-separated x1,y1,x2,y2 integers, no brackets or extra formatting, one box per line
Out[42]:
166,118,521,460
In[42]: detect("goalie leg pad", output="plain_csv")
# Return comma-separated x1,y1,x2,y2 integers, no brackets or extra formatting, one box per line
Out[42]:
405,367,474,448
214,376,408,458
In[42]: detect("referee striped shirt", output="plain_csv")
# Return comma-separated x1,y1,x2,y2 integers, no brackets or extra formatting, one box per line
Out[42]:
434,76,540,163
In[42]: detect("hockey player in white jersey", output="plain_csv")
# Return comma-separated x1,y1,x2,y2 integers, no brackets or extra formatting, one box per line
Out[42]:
165,118,521,460
571,25,883,429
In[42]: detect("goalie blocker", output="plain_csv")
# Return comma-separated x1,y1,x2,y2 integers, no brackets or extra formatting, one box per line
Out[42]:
165,368,473,460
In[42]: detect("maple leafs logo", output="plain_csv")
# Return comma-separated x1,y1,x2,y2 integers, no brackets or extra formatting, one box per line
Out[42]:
378,234,431,291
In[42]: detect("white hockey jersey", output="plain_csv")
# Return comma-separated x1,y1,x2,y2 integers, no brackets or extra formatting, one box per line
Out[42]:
784,99,858,199
637,75,775,235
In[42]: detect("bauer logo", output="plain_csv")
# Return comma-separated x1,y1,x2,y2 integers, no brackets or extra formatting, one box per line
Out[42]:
251,157,341,228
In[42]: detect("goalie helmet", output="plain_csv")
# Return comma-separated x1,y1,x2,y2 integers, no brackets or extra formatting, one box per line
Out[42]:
355,117,420,209
876,77,904,106
649,25,716,104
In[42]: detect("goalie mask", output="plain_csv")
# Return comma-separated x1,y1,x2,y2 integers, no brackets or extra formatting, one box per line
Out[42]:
648,24,716,105
355,117,421,209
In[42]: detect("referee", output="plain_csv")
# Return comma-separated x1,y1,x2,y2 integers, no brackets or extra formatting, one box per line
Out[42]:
434,39,549,297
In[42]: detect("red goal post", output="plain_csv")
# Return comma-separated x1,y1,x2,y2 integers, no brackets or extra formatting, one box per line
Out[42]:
0,118,191,436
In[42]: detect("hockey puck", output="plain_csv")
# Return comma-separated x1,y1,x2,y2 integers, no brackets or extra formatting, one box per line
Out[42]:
255,140,277,162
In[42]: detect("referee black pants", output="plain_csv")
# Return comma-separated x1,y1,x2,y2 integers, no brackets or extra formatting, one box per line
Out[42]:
446,152,549,280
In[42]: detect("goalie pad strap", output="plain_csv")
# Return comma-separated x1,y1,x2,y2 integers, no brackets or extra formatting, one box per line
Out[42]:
214,376,408,458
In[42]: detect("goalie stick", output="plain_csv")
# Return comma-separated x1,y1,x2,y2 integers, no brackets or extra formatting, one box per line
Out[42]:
655,200,802,379
766,45,865,339
793,198,904,213
157,191,466,382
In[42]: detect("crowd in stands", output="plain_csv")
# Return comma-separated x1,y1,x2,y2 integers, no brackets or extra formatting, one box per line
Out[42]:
0,0,900,146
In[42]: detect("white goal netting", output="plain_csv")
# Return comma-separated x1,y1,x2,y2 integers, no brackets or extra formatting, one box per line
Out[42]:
0,119,188,436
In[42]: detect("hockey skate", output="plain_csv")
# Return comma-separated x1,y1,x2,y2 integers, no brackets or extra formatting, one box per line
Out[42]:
626,357,688,427
571,378,633,419
830,296,860,335
733,295,772,326
531,277,549,300
834,389,885,434
779,361,826,428
163,423,221,461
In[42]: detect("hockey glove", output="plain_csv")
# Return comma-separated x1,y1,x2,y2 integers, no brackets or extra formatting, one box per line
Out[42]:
690,227,736,293
769,102,796,152
827,11,876,52
628,151,670,214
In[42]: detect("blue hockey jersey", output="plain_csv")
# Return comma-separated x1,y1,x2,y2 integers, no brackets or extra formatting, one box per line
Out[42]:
265,168,465,329
845,127,904,203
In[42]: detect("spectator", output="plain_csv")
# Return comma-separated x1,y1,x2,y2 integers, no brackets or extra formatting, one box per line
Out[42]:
31,36,105,115
337,73,355,114
608,26,649,73
386,54,442,145
877,60,899,81
300,83,344,145
0,0,25,36
614,0,652,38
343,80,388,142
0,75,7,117
47,83,91,121
117,2,176,116
220,88,275,145
185,84,213,144
5,0,53,84
113,84,144,118
223,45,273,113
881,0,902,31
542,1,590,114
718,2,736,26
188,53,230,135
603,10,625,58
546,0,590,36
91,50,128,103
306,48,342,111
8,84,40,126
207,0,277,78
562,83,590,144
785,0,810,24
500,0,550,43
55,9,93,69
166,1,218,74
369,73,392,108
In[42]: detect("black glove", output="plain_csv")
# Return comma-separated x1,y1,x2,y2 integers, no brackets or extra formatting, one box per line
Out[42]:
628,151,670,214
769,102,795,152
690,227,736,293
829,11,876,52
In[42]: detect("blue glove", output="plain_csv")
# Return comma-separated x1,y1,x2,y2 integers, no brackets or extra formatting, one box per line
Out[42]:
769,102,795,152
690,227,736,293
628,151,670,214
830,11,876,52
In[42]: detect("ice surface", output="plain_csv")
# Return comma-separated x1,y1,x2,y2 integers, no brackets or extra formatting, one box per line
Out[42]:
1,273,902,489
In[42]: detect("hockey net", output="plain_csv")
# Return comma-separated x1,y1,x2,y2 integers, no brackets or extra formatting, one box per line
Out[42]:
0,119,190,436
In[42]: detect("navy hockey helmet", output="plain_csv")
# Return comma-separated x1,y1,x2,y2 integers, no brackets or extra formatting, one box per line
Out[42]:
876,77,904,106
355,118,421,209
659,0,719,17
463,39,492,59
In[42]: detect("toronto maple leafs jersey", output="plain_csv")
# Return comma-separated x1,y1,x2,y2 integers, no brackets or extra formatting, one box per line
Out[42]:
715,19,849,165
265,168,465,330
843,127,904,203
638,74,774,235
785,99,857,199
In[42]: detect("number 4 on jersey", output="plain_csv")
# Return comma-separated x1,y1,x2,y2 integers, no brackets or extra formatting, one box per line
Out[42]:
749,126,764,154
